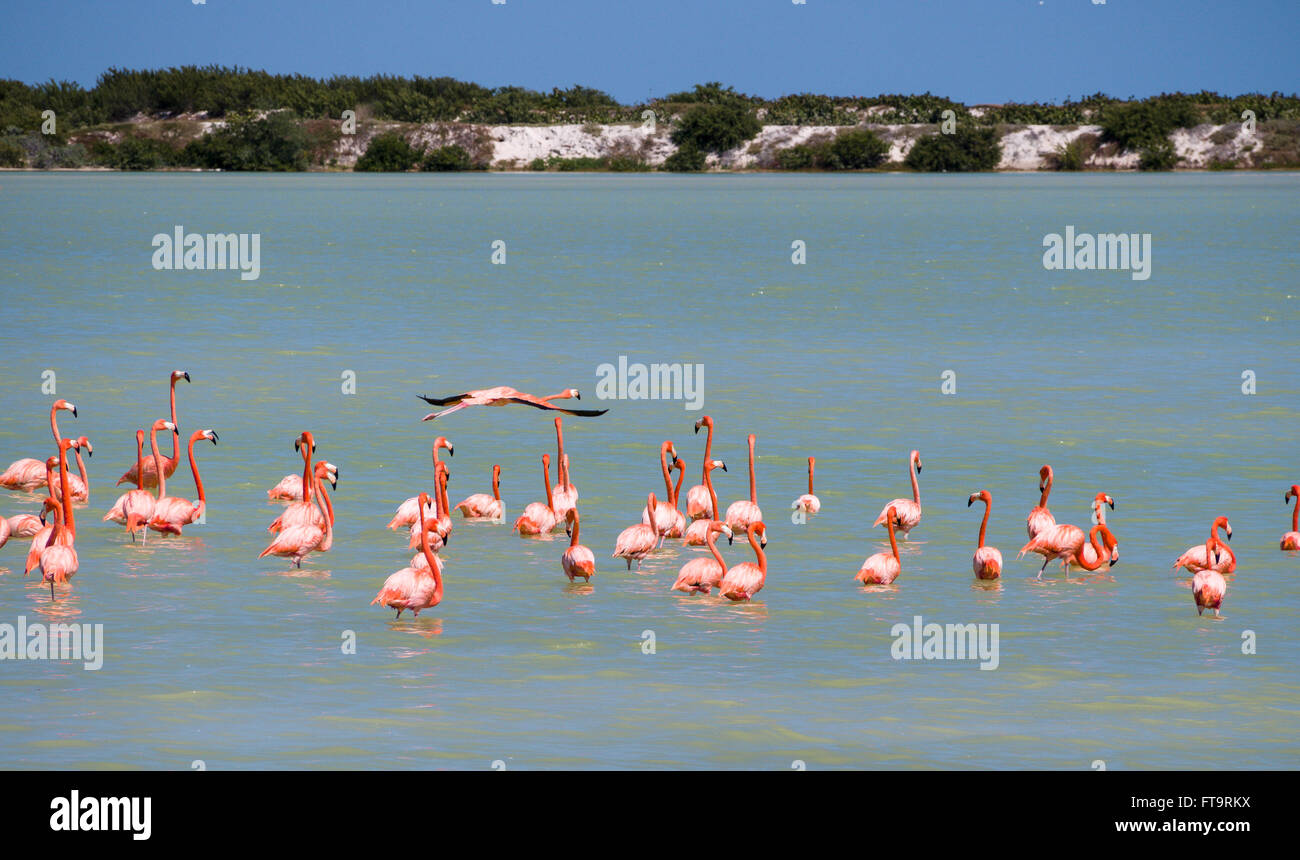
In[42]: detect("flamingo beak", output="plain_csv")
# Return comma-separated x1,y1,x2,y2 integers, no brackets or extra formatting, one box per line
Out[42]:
209,431,219,445
967,497,974,507
694,420,702,434
1108,499,1115,510
183,372,191,382
70,405,78,417
573,390,581,400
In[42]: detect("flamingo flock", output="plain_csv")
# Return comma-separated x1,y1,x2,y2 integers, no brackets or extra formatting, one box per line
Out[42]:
0,376,1286,623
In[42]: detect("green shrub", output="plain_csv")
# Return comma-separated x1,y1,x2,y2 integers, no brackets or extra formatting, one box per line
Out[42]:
421,144,472,171
904,126,1001,171
828,129,888,169
353,132,421,172
106,136,181,169
528,157,546,171
1046,134,1097,171
670,103,761,154
0,139,25,166
1100,96,1198,151
607,155,650,172
661,145,706,172
185,112,310,170
1138,139,1179,171
774,144,817,170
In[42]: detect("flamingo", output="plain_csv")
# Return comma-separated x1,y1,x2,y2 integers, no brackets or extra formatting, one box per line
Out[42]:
561,508,595,583
968,490,1002,580
407,461,450,548
0,399,77,491
32,439,79,596
418,386,608,420
372,492,443,618
1076,493,1117,569
513,454,560,535
116,371,190,488
725,434,763,535
1192,538,1227,617
551,417,578,518
6,513,43,538
388,436,453,530
1281,486,1300,550
671,521,734,594
857,505,902,585
1019,521,1118,579
455,464,503,521
683,458,727,545
23,494,64,576
642,441,680,535
411,520,446,575
149,427,218,536
0,516,8,550
613,493,662,569
718,521,769,601
259,447,334,568
268,461,338,533
1026,465,1056,539
685,415,716,519
103,429,157,542
1172,517,1235,575
54,436,92,503
658,457,688,539
874,450,922,538
792,456,821,515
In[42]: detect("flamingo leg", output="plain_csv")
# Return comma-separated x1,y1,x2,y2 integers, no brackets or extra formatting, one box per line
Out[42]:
1036,557,1049,580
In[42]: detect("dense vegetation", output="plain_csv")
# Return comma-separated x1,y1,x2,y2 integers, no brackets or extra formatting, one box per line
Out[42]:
903,127,1002,172
774,129,890,170
0,67,1296,171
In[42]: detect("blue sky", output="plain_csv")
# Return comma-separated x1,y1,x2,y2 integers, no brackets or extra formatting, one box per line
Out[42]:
7,0,1297,103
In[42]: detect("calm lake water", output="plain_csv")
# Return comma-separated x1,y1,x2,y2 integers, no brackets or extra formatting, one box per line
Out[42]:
0,171,1297,769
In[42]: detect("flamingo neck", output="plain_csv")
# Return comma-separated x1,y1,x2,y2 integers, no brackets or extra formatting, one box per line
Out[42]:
314,470,333,526
150,427,167,499
1038,474,1052,507
671,466,684,506
707,529,725,569
1077,527,1108,571
492,470,500,502
748,438,756,504
887,518,898,561
57,447,75,539
1293,497,1299,532
438,470,450,519
807,459,815,496
542,460,554,510
701,422,713,481
555,423,566,482
49,403,64,445
188,436,206,504
73,448,88,487
750,528,767,579
978,502,990,548
660,446,673,499
1213,532,1235,566
569,515,580,547
705,467,719,521
169,381,180,462
135,434,145,490
909,457,920,505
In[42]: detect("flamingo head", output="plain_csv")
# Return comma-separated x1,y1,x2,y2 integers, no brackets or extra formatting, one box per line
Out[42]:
171,370,191,385
315,461,339,488
75,436,93,457
671,457,685,473
1095,492,1115,510
52,399,77,417
564,507,578,536
911,450,922,473
39,496,58,523
435,436,453,457
436,461,449,483
125,512,150,532
967,490,991,507
693,415,712,434
135,429,145,445
1038,464,1053,490
562,388,581,400
1287,485,1300,503
193,429,219,446
152,419,177,434
714,522,734,544
294,431,315,454
707,458,726,474
750,521,768,548
1214,516,1232,541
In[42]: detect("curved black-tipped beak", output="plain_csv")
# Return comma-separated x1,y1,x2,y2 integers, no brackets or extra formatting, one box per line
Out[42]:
70,406,78,418
85,448,92,458
1108,500,1115,510
916,464,922,473
1225,531,1231,541
183,372,191,383
1110,557,1119,567
209,432,219,445
967,497,974,507
694,421,702,434
448,448,454,457
294,440,301,453
726,534,734,545
720,463,727,472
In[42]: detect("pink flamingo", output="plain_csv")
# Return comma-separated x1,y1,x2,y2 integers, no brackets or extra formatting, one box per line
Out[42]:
685,415,716,519
513,454,560,535
1192,537,1227,617
659,457,688,539
268,461,338,533
642,441,680,535
857,505,902,585
1172,517,1235,575
792,456,821,515
6,513,44,538
874,450,923,538
1075,493,1117,569
1026,465,1056,539
388,436,453,530
454,464,504,521
0,516,9,550
32,439,80,597
613,493,661,569
561,508,595,583
48,436,92,503
23,494,63,575
372,493,443,618
551,417,578,517
103,429,157,542
419,385,607,420
1281,486,1300,550
671,521,734,594
719,521,769,601
725,434,764,535
149,427,218,536
259,447,334,568
683,458,727,545
407,461,450,548
116,371,190,488
410,519,446,575
1019,521,1118,579
968,490,1002,580
0,399,77,491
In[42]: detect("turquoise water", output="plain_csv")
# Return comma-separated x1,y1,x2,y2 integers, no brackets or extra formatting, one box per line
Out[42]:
0,172,1297,769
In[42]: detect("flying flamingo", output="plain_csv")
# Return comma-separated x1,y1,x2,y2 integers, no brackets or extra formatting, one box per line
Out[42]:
455,464,504,521
116,371,190,488
613,493,662,569
968,490,1002,580
792,456,821,515
0,399,77,491
874,450,923,538
725,434,763,535
259,448,334,568
718,521,769,601
642,441,680,535
857,505,902,585
685,416,716,519
388,436,453,530
1192,538,1227,617
1019,521,1118,579
149,427,217,535
418,386,608,420
1281,486,1300,550
103,429,157,542
1026,465,1056,539
683,459,727,545
268,461,338,533
513,454,560,535
372,493,443,618
561,508,595,583
671,521,734,594
1172,517,1235,575
551,418,578,517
